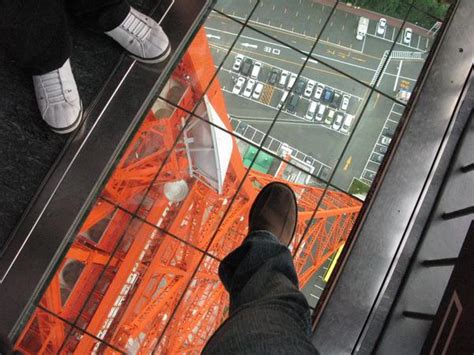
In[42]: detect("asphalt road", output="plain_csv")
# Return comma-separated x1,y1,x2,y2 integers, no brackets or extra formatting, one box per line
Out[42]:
205,0,433,192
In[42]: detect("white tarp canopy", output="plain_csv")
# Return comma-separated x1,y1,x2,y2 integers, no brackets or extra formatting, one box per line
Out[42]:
183,95,233,194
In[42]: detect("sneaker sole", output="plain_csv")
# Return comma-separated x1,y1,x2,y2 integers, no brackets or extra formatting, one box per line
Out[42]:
50,101,84,134
129,43,172,64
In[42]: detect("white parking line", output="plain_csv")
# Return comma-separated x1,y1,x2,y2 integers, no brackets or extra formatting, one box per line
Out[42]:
366,32,425,52
359,102,404,180
310,293,320,299
314,284,325,290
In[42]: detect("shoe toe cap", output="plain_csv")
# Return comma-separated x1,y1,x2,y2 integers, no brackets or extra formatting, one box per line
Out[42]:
43,101,82,131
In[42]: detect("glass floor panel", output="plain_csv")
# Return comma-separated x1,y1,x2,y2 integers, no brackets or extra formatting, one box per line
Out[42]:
14,0,453,353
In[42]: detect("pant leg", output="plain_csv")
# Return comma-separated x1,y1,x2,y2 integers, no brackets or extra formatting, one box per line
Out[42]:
0,0,71,74
203,231,319,355
65,0,130,32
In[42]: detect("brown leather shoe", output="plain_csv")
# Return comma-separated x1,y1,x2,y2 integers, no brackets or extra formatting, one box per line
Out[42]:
248,182,297,246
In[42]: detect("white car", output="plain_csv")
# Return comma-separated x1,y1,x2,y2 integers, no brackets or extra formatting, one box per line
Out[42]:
403,28,412,45
304,80,316,98
340,114,354,134
314,84,324,100
377,18,387,35
243,79,256,98
232,76,246,94
252,82,264,100
332,112,344,131
305,101,318,120
232,54,244,72
250,61,262,79
340,95,350,111
287,73,297,90
279,70,289,87
381,136,392,146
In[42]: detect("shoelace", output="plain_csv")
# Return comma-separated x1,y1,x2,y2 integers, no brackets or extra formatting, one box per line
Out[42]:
41,70,68,104
121,11,151,42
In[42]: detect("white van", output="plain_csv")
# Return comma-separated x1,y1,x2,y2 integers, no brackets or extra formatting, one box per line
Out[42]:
356,17,369,40
251,61,262,79
315,104,326,121
287,73,297,90
340,114,354,134
277,91,289,109
279,70,289,87
305,101,318,120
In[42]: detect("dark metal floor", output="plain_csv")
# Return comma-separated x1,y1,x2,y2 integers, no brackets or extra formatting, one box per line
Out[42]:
0,0,156,248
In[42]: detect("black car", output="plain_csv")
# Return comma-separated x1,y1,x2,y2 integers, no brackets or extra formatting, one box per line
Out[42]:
375,145,388,154
362,170,376,181
370,153,384,164
268,68,280,85
294,78,307,95
240,58,253,76
286,94,300,113
331,91,342,108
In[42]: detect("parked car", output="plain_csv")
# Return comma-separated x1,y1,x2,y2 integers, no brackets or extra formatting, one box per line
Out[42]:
233,54,244,71
315,104,326,122
340,94,350,111
380,136,392,146
375,145,388,154
340,114,354,134
362,170,376,181
305,101,318,120
294,78,307,95
324,109,336,125
377,18,387,35
232,76,246,94
241,58,253,76
403,27,412,45
332,91,342,108
279,70,289,87
370,153,384,164
250,61,262,79
304,80,316,98
322,87,334,103
243,79,256,97
252,82,264,100
332,112,344,130
286,94,300,113
314,84,324,100
268,68,280,85
277,91,289,109
287,73,297,90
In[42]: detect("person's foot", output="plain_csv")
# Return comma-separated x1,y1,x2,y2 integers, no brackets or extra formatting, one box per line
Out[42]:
106,7,171,63
248,182,298,246
33,59,83,134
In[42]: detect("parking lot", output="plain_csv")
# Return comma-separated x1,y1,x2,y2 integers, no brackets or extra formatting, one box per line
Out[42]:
207,0,435,192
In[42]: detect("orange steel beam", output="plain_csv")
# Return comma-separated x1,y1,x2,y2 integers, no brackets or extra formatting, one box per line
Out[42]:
15,28,361,354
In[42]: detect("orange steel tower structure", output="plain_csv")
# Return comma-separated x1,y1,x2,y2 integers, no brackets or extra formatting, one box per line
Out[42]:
15,28,361,354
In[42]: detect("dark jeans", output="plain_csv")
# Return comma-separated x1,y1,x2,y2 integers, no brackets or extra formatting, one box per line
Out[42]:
203,231,319,354
0,0,130,74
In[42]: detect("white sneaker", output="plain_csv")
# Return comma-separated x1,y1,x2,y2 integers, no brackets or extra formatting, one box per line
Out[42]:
33,59,83,134
106,7,171,63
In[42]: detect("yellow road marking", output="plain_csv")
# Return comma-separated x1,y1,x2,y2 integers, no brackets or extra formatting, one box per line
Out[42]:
261,84,274,105
343,156,352,171
323,244,344,282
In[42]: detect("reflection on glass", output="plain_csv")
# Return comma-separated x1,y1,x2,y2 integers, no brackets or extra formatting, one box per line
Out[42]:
15,0,453,352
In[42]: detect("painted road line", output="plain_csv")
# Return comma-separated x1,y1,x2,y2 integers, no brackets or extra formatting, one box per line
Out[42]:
310,294,320,299
323,245,344,282
394,60,403,91
366,32,425,52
